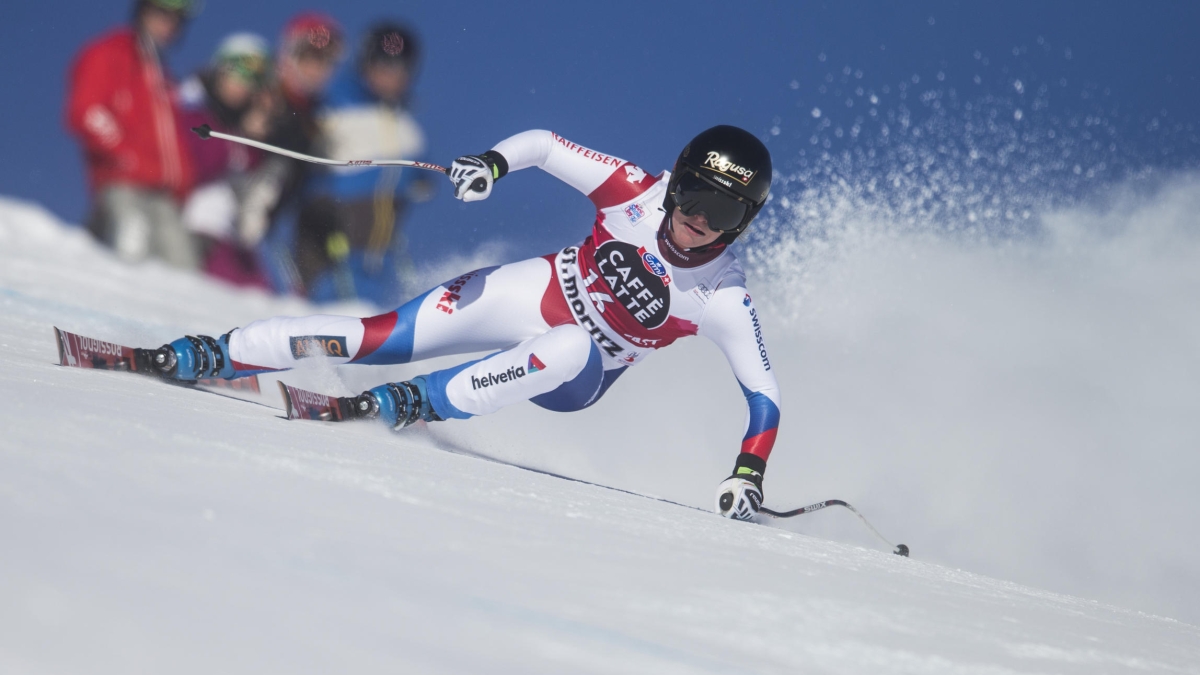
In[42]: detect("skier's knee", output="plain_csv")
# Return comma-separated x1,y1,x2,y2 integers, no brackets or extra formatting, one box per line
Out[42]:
530,326,604,413
543,324,596,379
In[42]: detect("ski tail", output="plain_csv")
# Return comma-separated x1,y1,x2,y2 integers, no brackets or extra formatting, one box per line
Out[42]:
52,327,259,392
278,382,354,421
54,326,141,372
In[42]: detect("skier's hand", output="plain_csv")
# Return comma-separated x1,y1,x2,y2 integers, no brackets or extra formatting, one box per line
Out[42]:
237,174,283,248
448,155,495,202
715,474,763,521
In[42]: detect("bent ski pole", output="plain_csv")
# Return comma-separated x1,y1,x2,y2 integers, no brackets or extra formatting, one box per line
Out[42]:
759,499,910,557
190,124,450,174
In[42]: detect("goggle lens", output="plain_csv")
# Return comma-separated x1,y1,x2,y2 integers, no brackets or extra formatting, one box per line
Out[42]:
671,170,750,232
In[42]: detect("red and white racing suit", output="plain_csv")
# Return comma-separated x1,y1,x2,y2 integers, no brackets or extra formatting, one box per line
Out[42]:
225,130,781,468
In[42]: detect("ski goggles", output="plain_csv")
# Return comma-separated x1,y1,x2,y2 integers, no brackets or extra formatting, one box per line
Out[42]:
218,54,270,84
145,0,202,18
671,169,753,232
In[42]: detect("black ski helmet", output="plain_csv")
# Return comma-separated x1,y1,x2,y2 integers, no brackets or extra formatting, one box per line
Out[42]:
666,125,772,244
358,22,420,72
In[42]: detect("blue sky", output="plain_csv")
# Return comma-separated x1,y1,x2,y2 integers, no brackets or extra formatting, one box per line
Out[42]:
2,1,1197,261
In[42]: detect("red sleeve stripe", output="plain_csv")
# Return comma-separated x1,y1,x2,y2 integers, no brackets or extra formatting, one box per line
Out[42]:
587,164,659,210
740,428,777,461
354,311,399,362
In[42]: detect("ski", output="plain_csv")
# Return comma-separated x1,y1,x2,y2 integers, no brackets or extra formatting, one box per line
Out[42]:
53,327,260,393
278,381,360,421
273,378,909,556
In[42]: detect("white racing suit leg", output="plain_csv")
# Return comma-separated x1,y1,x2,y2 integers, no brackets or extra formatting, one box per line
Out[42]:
223,255,623,419
428,324,605,419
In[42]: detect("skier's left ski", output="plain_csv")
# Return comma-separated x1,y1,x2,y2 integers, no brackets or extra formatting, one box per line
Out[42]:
53,327,260,393
278,382,364,421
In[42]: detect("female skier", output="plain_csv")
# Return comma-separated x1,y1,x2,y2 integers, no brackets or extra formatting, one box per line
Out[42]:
145,126,779,520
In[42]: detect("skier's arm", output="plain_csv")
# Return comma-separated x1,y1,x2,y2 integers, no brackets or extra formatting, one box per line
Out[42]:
697,284,781,483
449,130,657,208
65,45,126,156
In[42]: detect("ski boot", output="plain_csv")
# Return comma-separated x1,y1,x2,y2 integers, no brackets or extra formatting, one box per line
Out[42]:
347,377,442,430
136,333,236,382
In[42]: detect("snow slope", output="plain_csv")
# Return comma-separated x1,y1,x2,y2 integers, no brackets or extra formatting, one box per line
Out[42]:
1,196,1198,673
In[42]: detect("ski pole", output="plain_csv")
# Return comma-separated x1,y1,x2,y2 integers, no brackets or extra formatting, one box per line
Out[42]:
190,124,451,174
759,500,910,557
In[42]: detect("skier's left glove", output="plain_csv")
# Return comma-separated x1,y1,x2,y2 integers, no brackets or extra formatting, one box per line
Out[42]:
448,150,508,202
715,455,765,521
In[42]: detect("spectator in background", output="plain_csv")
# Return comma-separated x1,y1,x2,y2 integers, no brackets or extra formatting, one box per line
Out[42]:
178,33,275,289
270,13,344,155
239,13,344,294
297,22,434,306
66,0,199,269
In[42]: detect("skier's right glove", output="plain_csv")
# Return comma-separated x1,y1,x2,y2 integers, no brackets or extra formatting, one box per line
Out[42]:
715,453,766,521
448,150,508,202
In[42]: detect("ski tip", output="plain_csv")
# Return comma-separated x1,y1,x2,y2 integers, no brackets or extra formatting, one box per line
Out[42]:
894,544,910,557
278,381,296,419
192,124,212,139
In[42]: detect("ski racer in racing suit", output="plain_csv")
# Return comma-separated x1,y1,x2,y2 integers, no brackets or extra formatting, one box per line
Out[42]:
149,125,779,520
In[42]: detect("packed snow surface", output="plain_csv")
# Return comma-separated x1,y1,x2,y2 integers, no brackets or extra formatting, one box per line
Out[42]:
1,195,1198,673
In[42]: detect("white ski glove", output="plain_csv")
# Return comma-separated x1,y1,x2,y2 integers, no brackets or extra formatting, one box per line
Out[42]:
237,161,286,247
715,475,763,521
448,155,495,202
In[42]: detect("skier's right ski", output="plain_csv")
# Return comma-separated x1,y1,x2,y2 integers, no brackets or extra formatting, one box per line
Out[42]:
53,326,260,393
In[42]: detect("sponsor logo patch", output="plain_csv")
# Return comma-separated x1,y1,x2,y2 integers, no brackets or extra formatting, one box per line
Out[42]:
471,365,528,390
290,335,348,359
593,241,672,330
527,353,546,373
744,296,772,371
292,388,333,407
637,246,671,285
559,247,625,359
437,271,478,314
703,151,756,185
623,334,661,347
624,202,646,223
551,132,624,168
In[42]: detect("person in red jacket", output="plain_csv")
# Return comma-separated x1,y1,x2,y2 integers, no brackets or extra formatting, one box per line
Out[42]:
65,0,199,269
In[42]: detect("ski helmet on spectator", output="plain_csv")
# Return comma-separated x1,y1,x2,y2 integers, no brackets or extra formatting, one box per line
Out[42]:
134,0,200,18
358,22,420,72
280,12,344,61
211,33,271,85
667,125,772,243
